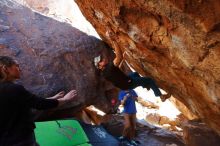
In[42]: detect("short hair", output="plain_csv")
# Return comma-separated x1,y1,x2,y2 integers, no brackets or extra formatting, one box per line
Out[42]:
0,56,16,67
0,56,16,82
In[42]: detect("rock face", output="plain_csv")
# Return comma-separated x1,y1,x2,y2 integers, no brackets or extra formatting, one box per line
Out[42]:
169,97,198,120
75,0,220,135
0,0,117,114
17,0,100,37
104,114,185,146
183,121,220,146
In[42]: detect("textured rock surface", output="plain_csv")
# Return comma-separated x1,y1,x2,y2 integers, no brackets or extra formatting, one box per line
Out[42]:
183,121,220,146
0,0,117,114
16,0,100,37
169,97,198,120
104,114,185,146
75,0,220,134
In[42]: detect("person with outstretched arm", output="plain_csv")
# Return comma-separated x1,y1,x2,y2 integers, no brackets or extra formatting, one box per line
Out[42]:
0,56,77,146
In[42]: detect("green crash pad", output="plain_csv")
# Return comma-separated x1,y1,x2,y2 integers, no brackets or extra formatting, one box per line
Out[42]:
77,144,92,146
35,120,90,146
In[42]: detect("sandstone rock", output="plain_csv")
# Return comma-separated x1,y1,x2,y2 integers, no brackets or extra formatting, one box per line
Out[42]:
137,97,159,109
145,113,161,125
104,114,185,146
70,107,112,125
169,97,198,120
19,0,99,37
183,121,220,146
83,106,112,125
75,0,220,135
145,113,180,132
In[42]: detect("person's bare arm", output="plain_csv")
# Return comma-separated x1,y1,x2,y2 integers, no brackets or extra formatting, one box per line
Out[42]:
112,41,123,67
118,52,127,69
134,96,138,102
121,94,128,105
47,91,65,99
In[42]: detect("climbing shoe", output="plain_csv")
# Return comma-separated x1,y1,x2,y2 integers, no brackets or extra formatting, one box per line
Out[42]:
118,136,127,141
160,93,171,102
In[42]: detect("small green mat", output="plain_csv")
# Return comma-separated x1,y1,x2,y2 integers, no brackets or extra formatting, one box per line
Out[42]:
35,120,89,146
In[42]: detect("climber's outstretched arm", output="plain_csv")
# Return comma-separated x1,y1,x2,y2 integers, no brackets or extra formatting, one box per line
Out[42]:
112,41,123,67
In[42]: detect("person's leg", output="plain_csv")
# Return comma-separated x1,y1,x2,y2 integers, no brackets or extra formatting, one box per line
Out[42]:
126,114,134,140
130,77,162,96
127,114,140,145
131,77,171,101
128,72,140,78
122,113,131,140
129,114,136,139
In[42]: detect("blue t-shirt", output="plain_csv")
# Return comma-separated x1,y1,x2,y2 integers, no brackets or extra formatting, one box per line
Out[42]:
118,90,137,114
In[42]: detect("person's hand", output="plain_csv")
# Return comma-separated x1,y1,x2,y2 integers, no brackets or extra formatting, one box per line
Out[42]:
58,90,77,106
48,91,65,99
62,90,77,102
113,59,120,67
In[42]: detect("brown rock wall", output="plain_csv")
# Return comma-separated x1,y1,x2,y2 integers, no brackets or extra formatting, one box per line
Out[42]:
75,0,220,134
183,121,220,146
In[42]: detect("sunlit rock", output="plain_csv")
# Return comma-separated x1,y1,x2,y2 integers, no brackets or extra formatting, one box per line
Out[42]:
76,0,220,135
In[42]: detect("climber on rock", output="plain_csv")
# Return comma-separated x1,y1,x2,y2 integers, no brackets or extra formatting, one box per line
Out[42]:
94,54,171,102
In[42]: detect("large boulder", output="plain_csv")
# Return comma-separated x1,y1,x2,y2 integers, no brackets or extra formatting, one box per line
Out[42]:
16,0,99,37
75,0,220,135
0,0,117,114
